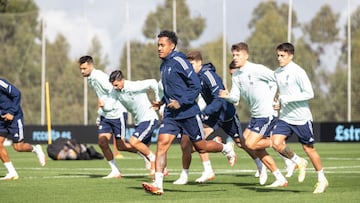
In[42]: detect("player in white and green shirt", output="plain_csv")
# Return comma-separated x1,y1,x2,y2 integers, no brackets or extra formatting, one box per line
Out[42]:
220,42,297,187
109,70,160,176
79,55,138,179
272,42,328,193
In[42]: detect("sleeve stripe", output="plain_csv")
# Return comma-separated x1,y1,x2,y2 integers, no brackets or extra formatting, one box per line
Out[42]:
0,80,9,89
174,56,190,71
204,71,217,87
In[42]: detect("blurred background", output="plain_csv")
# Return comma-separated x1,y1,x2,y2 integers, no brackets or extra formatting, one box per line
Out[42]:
1,0,359,125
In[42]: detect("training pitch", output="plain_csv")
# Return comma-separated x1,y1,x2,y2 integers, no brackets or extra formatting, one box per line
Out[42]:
0,143,359,203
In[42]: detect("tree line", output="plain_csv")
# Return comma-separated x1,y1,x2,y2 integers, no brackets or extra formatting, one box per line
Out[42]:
0,0,359,125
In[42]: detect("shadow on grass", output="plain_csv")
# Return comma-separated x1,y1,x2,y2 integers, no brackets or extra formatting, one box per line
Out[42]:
241,186,302,193
59,173,105,178
128,186,226,194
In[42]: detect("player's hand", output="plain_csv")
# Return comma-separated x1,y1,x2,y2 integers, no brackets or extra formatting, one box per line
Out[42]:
152,100,164,111
95,117,101,126
1,113,14,121
219,89,228,98
167,99,180,109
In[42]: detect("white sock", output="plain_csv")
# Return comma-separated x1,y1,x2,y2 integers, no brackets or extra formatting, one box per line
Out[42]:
317,169,326,181
154,172,164,189
203,160,213,173
32,145,37,153
278,153,294,167
137,151,147,160
221,143,231,153
4,162,17,175
147,152,155,162
108,160,120,172
181,169,189,177
290,154,301,165
272,169,286,182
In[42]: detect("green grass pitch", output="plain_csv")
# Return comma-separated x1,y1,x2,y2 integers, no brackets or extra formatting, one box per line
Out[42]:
0,143,359,203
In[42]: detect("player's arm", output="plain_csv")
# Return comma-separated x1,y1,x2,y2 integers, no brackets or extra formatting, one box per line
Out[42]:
0,79,21,116
202,73,223,116
279,70,314,103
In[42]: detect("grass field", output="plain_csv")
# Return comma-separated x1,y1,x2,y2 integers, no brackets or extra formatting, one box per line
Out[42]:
0,143,360,203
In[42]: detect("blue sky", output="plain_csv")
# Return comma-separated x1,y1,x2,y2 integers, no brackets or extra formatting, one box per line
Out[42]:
34,0,359,69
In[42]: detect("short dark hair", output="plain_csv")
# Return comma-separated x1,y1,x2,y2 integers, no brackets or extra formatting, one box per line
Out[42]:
276,42,295,55
158,30,178,46
231,42,249,53
186,51,202,61
78,55,93,65
109,70,124,83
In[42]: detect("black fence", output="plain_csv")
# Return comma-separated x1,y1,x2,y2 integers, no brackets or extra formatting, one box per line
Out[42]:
22,122,360,144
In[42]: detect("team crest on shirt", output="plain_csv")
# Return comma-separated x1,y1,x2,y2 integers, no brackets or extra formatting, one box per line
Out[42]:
248,74,254,85
167,67,172,74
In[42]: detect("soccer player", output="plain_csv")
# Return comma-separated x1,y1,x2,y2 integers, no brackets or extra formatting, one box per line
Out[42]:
271,42,328,193
220,42,291,187
229,59,297,178
0,78,46,180
78,55,140,179
109,70,159,176
142,30,236,195
173,51,266,185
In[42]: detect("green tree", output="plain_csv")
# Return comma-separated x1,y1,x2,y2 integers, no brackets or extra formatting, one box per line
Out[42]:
349,7,360,121
119,41,160,81
246,1,295,69
119,0,206,82
142,0,205,50
45,34,84,124
0,0,42,124
304,5,340,45
325,6,360,121
245,1,331,121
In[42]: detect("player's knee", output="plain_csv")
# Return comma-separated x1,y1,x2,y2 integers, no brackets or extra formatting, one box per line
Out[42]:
98,137,109,148
129,137,139,147
271,140,283,152
245,140,256,151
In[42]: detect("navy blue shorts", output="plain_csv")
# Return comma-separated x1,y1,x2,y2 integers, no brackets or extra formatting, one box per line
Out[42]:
132,119,158,145
98,112,127,139
247,116,277,137
159,115,204,142
272,119,315,144
204,114,242,139
0,117,24,143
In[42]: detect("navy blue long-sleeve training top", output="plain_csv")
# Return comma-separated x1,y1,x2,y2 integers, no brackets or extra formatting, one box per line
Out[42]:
198,63,236,121
160,51,201,120
0,78,23,118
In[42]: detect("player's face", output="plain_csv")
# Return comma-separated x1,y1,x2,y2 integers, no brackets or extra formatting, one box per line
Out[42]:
158,37,175,59
112,79,125,91
79,62,93,77
277,50,293,67
232,50,248,67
